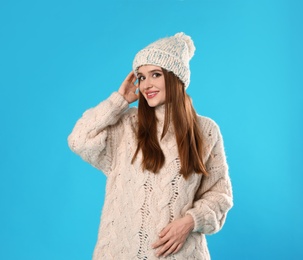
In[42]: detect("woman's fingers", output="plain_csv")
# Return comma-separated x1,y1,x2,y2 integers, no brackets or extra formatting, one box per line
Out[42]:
163,242,180,257
125,71,137,84
155,239,184,257
169,243,183,256
158,224,171,238
152,234,169,249
155,237,175,257
118,71,139,103
152,216,194,257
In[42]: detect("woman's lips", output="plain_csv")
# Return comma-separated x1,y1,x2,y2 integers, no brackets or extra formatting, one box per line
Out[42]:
146,91,159,99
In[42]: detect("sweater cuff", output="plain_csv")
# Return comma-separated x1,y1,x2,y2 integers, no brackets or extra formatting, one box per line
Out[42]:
186,210,203,233
186,208,221,234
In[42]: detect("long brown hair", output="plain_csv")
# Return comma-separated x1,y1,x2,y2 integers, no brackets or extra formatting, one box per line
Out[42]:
132,68,208,179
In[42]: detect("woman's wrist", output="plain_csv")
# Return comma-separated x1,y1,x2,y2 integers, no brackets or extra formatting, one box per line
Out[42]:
184,214,195,232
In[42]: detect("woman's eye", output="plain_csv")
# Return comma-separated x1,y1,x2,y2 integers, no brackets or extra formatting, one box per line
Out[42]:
152,73,161,78
138,76,145,82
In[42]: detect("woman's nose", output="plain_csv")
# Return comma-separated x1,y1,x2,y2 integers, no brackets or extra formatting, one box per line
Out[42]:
143,78,153,89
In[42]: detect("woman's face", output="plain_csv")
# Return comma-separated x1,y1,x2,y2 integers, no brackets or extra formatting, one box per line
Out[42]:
137,65,166,107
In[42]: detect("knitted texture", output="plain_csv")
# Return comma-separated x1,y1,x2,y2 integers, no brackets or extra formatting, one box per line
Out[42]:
68,92,233,259
133,32,195,89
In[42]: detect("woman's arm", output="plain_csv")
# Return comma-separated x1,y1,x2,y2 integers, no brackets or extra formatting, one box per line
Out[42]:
67,92,129,174
186,121,233,234
68,71,138,174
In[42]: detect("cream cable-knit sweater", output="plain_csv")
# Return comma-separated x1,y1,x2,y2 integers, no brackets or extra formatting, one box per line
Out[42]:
68,92,233,259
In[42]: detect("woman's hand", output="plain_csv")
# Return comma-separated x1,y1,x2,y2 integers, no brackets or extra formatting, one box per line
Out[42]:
152,215,194,258
118,71,139,104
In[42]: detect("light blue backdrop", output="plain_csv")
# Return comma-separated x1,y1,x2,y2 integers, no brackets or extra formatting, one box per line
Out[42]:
1,0,302,259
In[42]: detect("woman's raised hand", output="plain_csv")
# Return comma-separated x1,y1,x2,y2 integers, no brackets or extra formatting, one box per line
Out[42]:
118,71,139,104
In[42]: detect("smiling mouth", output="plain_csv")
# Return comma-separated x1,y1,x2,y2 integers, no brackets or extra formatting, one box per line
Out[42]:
146,92,159,99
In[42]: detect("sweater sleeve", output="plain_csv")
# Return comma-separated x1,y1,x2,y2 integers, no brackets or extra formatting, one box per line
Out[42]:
67,92,129,175
186,122,233,234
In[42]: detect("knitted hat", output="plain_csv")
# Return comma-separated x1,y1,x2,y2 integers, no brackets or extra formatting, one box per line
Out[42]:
132,32,195,89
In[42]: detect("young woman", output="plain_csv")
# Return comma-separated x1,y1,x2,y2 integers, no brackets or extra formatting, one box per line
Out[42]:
68,32,233,259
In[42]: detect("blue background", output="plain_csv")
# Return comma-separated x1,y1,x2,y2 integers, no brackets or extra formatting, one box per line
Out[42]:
1,0,302,259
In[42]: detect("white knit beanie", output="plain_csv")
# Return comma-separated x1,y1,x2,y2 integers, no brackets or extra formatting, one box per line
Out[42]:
132,32,195,89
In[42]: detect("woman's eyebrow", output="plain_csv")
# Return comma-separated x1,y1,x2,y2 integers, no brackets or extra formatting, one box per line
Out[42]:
137,72,144,78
